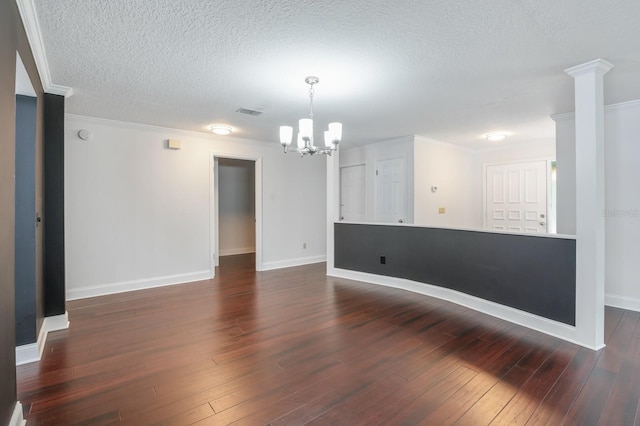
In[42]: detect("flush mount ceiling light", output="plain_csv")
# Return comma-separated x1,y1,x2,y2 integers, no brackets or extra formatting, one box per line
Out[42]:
483,131,509,142
279,76,342,156
210,125,233,135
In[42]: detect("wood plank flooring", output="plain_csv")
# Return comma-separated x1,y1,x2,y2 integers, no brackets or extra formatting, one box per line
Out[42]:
17,254,640,425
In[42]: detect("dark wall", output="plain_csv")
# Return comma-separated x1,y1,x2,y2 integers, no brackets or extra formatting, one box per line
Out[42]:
15,95,38,346
0,1,45,424
44,93,66,316
335,223,576,325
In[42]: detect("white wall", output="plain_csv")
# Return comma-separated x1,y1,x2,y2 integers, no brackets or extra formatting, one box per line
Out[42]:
218,158,255,256
341,136,556,230
65,115,326,299
413,136,475,228
554,100,640,311
340,136,415,223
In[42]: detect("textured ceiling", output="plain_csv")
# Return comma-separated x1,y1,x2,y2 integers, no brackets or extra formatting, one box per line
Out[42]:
34,0,640,149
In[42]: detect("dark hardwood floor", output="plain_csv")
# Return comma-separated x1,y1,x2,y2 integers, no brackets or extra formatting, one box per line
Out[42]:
17,254,640,425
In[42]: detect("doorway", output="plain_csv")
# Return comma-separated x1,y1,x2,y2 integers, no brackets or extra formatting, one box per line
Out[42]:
375,157,406,224
211,155,262,275
484,160,549,233
339,164,366,222
15,52,39,350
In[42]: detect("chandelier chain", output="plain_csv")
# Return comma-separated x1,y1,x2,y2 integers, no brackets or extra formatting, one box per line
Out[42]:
308,82,315,119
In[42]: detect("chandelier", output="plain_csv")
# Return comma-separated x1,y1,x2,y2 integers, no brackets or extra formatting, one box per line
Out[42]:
279,76,342,156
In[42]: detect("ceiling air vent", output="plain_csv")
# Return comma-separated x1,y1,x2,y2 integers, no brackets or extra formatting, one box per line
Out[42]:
236,108,262,116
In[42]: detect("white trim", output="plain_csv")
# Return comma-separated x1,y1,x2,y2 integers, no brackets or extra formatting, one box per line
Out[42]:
66,271,210,300
605,293,640,312
15,343,38,366
209,152,263,272
414,135,474,152
220,247,256,256
9,402,26,426
16,312,69,366
336,220,575,240
551,98,640,122
66,114,272,146
565,58,614,77
472,138,555,153
15,0,73,97
210,155,217,275
329,268,603,351
262,255,327,271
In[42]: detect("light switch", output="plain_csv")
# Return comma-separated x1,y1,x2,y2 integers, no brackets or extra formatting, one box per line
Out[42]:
439,207,446,214
168,139,182,149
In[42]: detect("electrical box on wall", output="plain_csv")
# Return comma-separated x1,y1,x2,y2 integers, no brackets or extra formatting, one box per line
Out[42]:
168,139,182,150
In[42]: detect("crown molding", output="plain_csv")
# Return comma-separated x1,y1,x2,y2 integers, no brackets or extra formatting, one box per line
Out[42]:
65,114,274,147
16,0,73,98
565,58,614,77
414,135,474,152
551,98,640,122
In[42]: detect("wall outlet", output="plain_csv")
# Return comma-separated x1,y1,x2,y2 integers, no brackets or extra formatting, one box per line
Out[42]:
303,242,307,249
439,207,446,214
380,256,386,264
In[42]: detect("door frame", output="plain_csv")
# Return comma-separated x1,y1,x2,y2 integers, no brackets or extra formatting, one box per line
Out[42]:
339,162,367,222
209,152,263,276
374,155,407,223
482,157,555,232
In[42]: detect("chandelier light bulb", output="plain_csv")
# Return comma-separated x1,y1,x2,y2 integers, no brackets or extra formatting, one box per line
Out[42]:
280,126,293,145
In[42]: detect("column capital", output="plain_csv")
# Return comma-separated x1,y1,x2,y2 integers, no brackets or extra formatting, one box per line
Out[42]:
565,58,614,77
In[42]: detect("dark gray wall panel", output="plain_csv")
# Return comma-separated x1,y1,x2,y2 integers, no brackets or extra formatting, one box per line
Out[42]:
44,93,66,316
335,223,576,325
15,94,37,346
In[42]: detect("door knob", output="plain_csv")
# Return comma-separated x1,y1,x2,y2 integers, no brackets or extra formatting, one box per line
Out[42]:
340,216,344,220
398,219,404,223
540,221,545,226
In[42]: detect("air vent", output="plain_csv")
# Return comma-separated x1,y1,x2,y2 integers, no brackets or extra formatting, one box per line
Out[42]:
236,108,262,116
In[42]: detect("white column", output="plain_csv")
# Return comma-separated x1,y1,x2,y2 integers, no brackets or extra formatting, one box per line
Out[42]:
326,150,340,274
565,58,613,349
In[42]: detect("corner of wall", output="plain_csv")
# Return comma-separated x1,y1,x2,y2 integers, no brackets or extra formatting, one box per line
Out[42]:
15,312,69,366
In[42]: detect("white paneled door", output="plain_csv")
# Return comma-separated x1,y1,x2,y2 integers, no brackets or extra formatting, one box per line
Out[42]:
486,161,548,233
340,164,366,222
376,157,406,224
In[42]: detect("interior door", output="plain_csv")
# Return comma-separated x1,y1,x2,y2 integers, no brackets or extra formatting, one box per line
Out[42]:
376,157,406,224
486,161,548,233
340,164,366,222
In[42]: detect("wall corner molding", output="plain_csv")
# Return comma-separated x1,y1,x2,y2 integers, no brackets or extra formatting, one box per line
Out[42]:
15,312,69,366
15,0,73,97
9,402,26,426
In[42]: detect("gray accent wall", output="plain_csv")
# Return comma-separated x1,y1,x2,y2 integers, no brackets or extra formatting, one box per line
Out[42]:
44,93,66,316
335,223,576,325
15,94,38,346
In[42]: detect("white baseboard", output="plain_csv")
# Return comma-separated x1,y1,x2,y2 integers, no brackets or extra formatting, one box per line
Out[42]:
15,343,38,366
261,255,327,271
220,247,255,256
16,312,69,366
329,268,603,351
606,293,640,312
66,270,211,301
9,402,26,426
